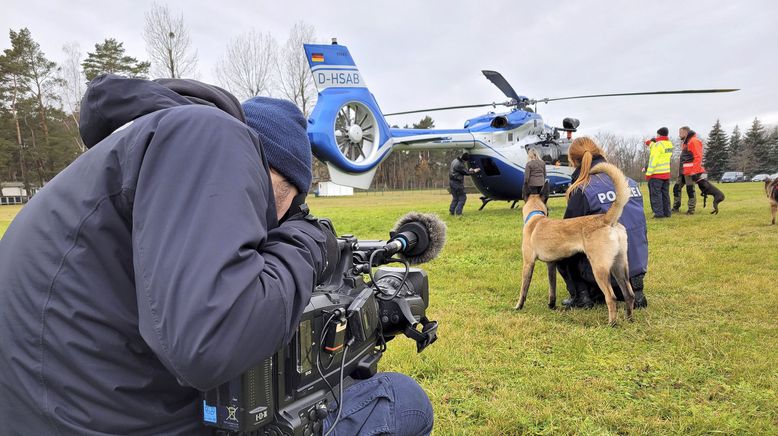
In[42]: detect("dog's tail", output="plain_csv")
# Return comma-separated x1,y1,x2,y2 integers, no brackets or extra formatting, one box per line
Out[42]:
590,162,631,226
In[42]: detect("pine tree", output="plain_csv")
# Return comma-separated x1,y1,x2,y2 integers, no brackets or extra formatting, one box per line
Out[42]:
703,119,728,179
0,29,82,187
728,125,742,172
6,29,63,148
767,126,778,173
412,116,435,129
82,38,150,81
744,118,769,173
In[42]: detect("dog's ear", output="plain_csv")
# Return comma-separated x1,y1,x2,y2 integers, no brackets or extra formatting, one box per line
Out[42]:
540,181,550,204
522,187,529,202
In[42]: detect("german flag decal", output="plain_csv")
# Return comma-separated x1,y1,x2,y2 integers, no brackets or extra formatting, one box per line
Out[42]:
311,53,324,62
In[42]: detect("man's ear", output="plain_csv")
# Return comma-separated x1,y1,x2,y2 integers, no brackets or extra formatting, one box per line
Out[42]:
541,181,550,204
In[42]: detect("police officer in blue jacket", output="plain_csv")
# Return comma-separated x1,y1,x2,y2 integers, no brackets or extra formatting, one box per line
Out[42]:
557,138,649,309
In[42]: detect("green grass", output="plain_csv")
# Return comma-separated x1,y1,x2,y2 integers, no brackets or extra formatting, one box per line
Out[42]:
2,183,776,434
305,184,778,435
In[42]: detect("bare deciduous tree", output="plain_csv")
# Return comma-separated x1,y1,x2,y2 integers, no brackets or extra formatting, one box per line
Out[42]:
277,21,317,116
215,30,277,101
143,3,198,79
595,131,648,181
60,42,84,115
59,42,86,151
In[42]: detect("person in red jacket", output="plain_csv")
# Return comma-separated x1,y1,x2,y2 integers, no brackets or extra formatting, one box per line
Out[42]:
673,126,704,214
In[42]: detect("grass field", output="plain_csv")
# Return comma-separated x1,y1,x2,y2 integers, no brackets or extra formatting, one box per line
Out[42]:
2,183,776,434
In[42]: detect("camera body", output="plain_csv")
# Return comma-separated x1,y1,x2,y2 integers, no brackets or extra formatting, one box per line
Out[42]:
201,229,437,435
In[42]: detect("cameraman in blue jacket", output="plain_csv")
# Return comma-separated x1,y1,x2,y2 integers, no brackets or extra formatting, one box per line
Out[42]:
0,76,432,435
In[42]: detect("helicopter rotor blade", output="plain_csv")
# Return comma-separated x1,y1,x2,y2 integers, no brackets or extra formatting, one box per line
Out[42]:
533,88,739,104
384,102,510,117
482,70,522,102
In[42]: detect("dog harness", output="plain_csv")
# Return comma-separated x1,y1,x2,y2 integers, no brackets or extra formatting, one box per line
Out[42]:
524,210,546,224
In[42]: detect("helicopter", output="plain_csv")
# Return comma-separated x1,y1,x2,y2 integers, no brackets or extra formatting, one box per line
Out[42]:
303,41,737,209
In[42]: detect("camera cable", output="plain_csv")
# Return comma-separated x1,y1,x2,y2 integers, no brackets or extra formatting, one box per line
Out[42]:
324,341,350,436
367,250,410,301
316,312,340,410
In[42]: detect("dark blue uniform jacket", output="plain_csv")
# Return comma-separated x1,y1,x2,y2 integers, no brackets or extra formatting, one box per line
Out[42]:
565,157,648,277
0,75,326,435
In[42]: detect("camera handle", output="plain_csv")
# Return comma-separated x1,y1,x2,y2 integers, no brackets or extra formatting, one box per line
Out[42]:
395,298,438,352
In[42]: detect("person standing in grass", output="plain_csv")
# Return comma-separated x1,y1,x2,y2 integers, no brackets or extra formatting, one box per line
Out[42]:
644,127,674,218
449,152,481,216
674,126,704,214
523,149,547,199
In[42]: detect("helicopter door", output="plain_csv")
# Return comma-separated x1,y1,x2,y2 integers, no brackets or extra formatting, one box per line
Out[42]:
480,157,501,176
527,140,570,166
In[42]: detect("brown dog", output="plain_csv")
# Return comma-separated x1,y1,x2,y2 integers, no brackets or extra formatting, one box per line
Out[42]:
514,162,635,325
766,178,778,225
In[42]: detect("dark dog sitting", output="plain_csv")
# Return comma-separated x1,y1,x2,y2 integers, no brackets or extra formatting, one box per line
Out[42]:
697,177,725,214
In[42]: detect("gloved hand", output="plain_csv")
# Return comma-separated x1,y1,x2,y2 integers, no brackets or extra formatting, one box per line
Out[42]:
280,194,340,285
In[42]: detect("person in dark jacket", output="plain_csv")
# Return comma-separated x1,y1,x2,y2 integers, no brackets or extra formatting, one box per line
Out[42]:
449,152,480,215
522,149,547,199
0,75,326,435
557,137,649,309
243,98,433,436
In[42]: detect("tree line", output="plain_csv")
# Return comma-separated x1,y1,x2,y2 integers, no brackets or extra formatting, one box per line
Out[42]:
2,5,777,193
703,118,778,178
0,3,318,192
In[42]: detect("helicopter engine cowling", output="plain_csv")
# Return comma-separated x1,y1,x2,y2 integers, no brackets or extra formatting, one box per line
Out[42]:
490,116,509,128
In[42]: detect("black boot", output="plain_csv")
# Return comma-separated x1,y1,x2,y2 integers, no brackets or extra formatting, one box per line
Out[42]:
630,275,648,309
633,291,648,308
562,285,594,309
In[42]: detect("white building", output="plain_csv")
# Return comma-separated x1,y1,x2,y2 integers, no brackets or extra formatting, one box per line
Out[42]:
1,182,40,205
316,181,354,197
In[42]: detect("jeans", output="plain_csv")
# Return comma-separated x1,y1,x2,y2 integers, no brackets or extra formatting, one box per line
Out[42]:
323,372,433,436
449,181,467,215
648,178,671,217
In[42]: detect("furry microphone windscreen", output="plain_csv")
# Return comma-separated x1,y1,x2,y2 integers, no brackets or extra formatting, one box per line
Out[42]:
392,212,448,265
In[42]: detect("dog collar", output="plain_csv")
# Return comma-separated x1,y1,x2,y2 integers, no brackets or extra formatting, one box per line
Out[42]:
524,210,546,224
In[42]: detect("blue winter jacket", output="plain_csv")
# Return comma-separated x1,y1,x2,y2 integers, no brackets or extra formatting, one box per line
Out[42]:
564,157,648,277
0,75,326,435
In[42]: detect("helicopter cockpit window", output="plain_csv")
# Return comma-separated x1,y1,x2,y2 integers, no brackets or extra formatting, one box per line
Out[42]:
480,157,501,176
508,133,513,142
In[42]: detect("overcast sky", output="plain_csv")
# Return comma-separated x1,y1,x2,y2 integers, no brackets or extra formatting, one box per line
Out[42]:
3,0,776,139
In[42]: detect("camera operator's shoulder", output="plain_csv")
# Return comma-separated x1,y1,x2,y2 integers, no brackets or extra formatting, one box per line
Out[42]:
158,105,247,131
154,105,258,152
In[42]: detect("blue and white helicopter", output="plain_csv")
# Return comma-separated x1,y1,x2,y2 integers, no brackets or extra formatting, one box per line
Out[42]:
303,41,737,209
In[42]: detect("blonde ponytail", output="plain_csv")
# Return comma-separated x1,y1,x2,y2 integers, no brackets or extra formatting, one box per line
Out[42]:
566,137,607,199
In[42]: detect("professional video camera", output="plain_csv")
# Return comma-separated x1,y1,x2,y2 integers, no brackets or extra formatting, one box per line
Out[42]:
201,212,446,435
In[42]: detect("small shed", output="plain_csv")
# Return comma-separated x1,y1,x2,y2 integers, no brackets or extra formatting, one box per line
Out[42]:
316,181,354,197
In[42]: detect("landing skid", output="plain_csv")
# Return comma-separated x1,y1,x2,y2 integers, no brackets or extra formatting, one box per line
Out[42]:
478,196,493,211
478,196,521,210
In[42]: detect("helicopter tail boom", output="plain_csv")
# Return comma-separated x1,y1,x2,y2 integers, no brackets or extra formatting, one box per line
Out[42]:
304,43,395,188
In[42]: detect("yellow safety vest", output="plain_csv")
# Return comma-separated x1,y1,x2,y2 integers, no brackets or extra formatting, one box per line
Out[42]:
646,139,673,176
